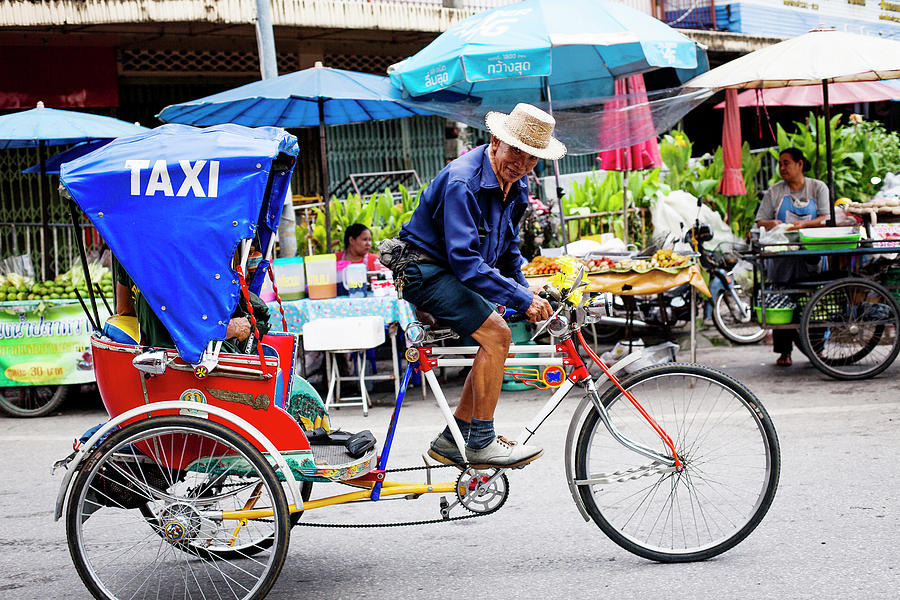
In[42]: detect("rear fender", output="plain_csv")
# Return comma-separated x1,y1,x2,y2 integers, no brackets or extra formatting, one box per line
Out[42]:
54,400,304,520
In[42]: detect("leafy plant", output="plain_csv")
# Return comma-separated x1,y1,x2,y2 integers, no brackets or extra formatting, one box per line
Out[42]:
563,168,660,243
772,112,900,201
657,127,762,239
297,184,424,255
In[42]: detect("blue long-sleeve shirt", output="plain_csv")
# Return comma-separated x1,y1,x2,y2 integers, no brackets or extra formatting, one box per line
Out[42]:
399,144,533,313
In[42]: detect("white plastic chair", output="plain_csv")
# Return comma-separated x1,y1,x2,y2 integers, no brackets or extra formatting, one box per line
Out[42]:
301,316,386,416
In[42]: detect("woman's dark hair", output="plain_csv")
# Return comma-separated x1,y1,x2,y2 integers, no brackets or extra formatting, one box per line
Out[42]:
780,147,812,172
344,223,370,248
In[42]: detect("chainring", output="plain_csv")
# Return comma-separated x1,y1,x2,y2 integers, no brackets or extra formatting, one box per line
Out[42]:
455,468,509,515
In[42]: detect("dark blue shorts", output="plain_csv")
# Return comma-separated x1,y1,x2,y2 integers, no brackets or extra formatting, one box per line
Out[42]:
401,263,495,338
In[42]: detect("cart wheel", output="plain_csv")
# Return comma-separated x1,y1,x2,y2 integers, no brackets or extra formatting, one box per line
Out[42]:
799,278,900,380
66,415,290,600
0,384,68,417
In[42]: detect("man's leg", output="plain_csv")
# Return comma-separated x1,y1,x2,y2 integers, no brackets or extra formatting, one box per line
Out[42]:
455,311,510,421
438,310,542,468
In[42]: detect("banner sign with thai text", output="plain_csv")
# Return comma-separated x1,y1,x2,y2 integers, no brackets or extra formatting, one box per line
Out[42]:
0,302,108,387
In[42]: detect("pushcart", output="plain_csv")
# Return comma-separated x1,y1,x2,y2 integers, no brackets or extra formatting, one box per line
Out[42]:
749,234,900,380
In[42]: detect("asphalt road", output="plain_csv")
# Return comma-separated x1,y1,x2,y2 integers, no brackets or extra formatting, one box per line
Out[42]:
1,339,898,599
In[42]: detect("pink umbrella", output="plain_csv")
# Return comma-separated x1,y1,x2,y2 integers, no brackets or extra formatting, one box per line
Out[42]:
598,74,662,171
713,80,900,107
718,89,747,198
597,74,662,242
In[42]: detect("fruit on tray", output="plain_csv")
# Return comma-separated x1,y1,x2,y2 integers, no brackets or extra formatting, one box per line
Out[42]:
584,256,616,272
650,249,690,268
522,255,563,276
613,258,653,271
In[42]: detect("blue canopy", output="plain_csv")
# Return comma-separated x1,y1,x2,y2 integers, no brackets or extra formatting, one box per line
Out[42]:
388,0,705,106
157,65,431,127
0,102,149,149
60,124,299,363
22,140,110,174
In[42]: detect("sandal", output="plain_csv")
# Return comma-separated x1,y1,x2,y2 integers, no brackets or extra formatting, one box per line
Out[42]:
775,354,792,367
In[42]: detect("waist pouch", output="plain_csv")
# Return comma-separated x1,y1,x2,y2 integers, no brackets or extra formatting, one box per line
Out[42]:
377,238,444,292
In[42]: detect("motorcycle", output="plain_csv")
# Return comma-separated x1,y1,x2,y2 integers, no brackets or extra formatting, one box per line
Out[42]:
582,219,765,346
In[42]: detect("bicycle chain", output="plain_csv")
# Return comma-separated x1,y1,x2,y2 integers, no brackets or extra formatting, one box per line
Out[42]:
294,462,495,529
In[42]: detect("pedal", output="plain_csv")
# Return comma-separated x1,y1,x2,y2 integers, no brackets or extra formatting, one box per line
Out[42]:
439,496,450,520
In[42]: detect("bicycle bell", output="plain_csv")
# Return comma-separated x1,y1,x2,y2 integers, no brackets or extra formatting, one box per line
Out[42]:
546,314,569,337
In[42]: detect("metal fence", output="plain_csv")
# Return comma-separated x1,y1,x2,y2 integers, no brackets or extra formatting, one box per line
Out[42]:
662,0,718,30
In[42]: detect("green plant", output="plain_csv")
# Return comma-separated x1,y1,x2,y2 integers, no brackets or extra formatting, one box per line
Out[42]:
771,112,900,201
296,184,424,255
563,168,660,244
698,144,762,239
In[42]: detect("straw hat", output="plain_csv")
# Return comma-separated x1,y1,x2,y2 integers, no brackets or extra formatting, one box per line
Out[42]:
485,103,567,161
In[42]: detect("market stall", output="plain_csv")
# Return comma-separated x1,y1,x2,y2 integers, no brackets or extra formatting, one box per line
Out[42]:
748,232,900,380
524,257,709,362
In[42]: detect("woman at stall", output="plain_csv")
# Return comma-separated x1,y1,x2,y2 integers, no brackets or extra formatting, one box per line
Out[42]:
336,224,380,271
755,147,830,367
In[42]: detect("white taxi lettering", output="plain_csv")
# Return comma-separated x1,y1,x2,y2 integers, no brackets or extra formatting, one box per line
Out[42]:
125,159,221,197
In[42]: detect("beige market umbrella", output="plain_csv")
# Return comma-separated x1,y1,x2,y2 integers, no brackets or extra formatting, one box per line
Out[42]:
684,29,900,225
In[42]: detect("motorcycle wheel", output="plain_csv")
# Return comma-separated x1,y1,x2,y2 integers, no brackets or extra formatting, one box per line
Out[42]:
713,290,766,344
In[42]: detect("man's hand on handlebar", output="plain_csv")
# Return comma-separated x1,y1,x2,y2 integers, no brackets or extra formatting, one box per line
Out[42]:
525,292,553,323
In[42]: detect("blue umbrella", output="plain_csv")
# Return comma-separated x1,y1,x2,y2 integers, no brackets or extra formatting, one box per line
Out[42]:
158,63,433,248
388,0,705,106
22,140,110,174
0,102,149,278
388,0,706,247
158,64,429,127
0,102,148,149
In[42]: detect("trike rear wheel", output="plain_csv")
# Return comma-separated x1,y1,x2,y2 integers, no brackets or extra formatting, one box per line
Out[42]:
799,278,900,380
574,364,780,562
66,415,290,600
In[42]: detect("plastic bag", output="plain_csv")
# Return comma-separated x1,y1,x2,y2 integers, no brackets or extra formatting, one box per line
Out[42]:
0,254,35,288
758,224,790,245
651,190,739,250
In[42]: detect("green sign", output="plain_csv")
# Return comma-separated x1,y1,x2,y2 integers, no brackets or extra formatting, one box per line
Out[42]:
0,301,109,387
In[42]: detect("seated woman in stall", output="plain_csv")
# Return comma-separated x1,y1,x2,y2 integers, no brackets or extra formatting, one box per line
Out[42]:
335,224,389,296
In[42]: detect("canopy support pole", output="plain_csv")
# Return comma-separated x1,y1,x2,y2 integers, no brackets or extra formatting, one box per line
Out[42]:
68,199,101,330
319,97,332,251
822,80,836,227
622,169,629,245
544,77,567,251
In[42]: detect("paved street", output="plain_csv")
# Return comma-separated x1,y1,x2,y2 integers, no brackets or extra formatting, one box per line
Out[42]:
1,338,898,599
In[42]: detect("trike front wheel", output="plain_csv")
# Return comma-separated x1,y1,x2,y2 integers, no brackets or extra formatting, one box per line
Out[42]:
574,364,780,562
66,415,290,600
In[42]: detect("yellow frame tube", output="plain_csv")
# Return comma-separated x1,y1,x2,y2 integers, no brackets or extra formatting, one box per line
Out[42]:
219,480,458,521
